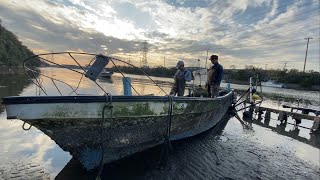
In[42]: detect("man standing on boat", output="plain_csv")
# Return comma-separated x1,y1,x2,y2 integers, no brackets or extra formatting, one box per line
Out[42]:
206,55,223,98
170,61,192,96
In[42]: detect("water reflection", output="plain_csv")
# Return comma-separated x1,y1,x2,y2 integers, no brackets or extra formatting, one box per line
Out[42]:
31,68,171,96
0,73,32,113
97,77,113,84
243,113,320,149
0,68,319,179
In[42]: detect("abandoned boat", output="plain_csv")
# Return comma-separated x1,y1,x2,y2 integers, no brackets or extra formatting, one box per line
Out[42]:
261,80,285,88
99,68,113,78
1,52,234,171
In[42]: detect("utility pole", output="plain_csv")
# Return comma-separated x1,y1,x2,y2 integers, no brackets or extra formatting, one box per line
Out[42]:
128,54,131,65
265,64,268,70
283,61,288,71
303,37,312,72
163,54,166,67
205,49,209,69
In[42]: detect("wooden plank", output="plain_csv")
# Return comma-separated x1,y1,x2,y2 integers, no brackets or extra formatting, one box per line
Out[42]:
282,105,320,116
256,106,318,121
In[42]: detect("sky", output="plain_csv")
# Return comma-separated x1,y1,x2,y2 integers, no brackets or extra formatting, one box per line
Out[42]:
0,0,319,70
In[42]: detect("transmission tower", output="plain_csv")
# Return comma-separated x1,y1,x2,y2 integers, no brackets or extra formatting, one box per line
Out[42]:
283,61,288,71
141,41,148,67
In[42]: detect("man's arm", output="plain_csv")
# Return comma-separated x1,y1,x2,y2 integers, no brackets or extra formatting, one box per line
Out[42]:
173,70,179,79
216,65,223,84
184,70,192,82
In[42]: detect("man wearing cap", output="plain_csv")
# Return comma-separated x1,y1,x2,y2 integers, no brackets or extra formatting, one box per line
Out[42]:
206,55,223,98
170,61,192,96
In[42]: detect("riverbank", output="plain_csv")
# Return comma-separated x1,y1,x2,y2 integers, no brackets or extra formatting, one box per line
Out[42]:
105,66,320,91
224,78,320,91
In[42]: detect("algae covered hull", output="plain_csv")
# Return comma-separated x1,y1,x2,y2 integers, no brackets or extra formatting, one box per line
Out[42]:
2,92,233,170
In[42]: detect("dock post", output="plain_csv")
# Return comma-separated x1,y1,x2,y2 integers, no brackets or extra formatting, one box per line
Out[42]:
294,118,302,125
123,77,132,96
311,116,320,133
278,112,288,124
257,110,263,120
265,111,271,121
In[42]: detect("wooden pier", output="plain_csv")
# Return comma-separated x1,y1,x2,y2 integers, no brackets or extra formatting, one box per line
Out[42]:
255,106,320,132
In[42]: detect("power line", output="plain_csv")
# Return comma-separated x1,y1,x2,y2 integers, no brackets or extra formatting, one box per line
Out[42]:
250,25,319,40
216,28,320,50
213,7,319,41
212,1,318,33
216,37,320,59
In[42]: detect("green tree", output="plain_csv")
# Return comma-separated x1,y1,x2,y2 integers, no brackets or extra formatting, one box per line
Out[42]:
0,20,39,67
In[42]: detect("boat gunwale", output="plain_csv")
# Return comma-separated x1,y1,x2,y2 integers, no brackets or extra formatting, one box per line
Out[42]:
2,91,233,105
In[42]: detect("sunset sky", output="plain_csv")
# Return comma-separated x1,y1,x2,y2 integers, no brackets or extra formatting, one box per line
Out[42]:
0,0,319,70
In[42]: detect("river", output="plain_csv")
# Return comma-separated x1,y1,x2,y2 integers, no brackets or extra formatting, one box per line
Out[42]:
0,68,319,179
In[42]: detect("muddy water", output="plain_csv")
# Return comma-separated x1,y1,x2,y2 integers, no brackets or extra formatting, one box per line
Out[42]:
0,68,319,179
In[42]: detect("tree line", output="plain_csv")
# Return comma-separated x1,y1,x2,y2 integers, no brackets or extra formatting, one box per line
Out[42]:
107,65,319,88
225,66,319,88
0,19,40,68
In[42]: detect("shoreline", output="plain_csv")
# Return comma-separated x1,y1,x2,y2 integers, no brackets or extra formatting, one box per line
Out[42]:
1,66,318,91
224,79,320,91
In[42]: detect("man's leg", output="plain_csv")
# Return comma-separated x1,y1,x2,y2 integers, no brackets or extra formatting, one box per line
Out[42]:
207,84,211,97
177,84,185,96
170,82,177,96
210,85,220,98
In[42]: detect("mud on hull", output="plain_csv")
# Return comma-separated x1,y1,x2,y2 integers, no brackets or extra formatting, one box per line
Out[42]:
3,92,233,170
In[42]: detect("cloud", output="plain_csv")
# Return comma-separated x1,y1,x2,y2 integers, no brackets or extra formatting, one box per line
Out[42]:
0,0,318,70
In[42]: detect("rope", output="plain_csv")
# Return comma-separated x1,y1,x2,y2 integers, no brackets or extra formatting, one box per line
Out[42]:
159,96,174,165
96,93,113,180
166,96,173,139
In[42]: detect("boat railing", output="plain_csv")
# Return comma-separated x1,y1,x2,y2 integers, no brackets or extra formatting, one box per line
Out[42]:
23,52,168,96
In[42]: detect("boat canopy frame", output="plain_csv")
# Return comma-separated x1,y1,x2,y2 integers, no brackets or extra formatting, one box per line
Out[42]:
23,52,168,96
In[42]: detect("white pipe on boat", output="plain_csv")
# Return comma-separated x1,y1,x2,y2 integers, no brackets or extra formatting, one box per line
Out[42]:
123,77,132,96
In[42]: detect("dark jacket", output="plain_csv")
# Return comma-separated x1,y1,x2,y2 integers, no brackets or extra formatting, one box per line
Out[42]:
208,63,223,85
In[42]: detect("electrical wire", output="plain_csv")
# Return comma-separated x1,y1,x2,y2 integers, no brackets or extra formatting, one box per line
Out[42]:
211,1,318,33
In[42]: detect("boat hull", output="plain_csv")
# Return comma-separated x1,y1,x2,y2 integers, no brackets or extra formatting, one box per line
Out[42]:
2,92,233,170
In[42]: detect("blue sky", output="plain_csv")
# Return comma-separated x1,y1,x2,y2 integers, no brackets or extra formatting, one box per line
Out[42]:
0,0,319,70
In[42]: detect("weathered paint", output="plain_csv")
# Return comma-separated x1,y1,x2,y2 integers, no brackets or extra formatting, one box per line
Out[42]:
6,91,234,171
